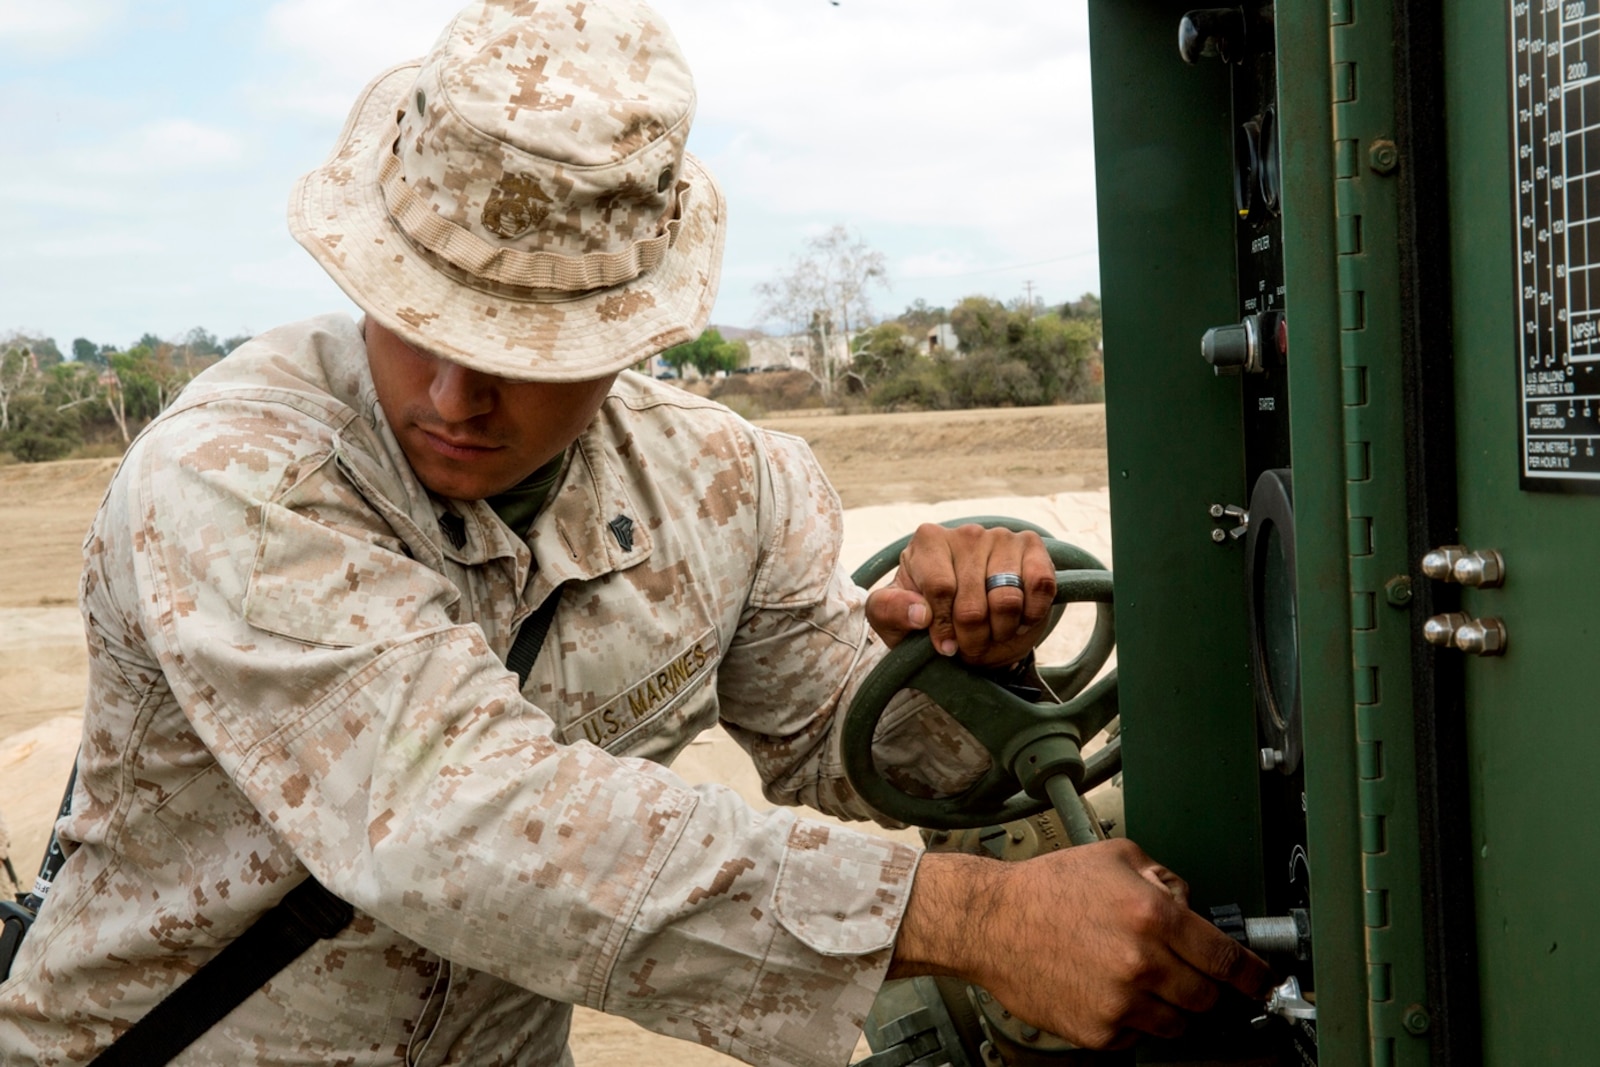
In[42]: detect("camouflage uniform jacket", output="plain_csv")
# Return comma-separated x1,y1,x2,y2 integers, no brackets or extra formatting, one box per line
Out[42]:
0,315,981,1067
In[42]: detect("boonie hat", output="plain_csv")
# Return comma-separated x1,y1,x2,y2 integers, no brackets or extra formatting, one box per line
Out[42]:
289,0,724,382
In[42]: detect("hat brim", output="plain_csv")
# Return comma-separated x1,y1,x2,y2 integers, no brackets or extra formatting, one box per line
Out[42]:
289,62,726,383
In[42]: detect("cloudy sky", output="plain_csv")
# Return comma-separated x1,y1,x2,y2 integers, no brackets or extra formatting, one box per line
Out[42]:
1,0,1098,352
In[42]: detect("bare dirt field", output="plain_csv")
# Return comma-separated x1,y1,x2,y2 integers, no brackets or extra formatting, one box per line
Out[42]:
0,403,1108,1065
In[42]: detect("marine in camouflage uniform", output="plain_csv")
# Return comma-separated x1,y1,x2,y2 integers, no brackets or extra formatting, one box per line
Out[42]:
0,2,1273,1062
0,311,982,1065
0,4,992,1064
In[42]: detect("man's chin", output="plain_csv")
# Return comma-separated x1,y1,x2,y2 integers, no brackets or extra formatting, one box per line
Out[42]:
412,461,514,502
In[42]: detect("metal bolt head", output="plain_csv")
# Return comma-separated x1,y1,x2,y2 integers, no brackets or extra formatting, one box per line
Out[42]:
1403,1004,1432,1036
1209,503,1226,520
1455,617,1507,656
1384,575,1413,607
1453,550,1505,588
1423,613,1467,647
1369,138,1400,174
1212,527,1228,544
1260,747,1284,771
1420,546,1466,581
1019,1026,1041,1043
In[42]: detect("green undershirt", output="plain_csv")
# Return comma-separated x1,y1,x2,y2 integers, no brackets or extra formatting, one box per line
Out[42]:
485,453,565,536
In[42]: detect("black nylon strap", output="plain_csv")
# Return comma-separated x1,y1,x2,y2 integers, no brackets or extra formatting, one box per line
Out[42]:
505,585,565,688
92,587,567,1065
93,876,352,1067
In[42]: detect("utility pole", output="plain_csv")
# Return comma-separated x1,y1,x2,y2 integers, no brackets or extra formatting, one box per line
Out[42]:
1023,280,1037,319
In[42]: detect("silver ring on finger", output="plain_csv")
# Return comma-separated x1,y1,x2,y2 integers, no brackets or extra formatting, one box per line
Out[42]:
984,572,1024,592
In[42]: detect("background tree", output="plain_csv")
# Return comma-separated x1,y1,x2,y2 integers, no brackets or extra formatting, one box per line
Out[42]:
72,338,109,368
866,292,1103,410
756,224,888,397
46,361,105,418
1062,292,1102,320
0,334,64,431
850,322,917,386
896,299,948,332
2,393,82,462
948,296,1011,352
659,328,747,378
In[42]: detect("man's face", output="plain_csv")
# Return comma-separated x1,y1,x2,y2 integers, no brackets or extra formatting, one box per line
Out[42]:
365,319,617,500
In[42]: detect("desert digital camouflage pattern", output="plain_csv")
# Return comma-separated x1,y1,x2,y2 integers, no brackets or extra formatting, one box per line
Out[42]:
290,0,726,384
0,810,16,901
0,316,989,1067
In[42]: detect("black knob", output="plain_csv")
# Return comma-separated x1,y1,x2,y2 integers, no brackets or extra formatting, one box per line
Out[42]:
1179,8,1248,64
1202,317,1260,375
1210,903,1248,944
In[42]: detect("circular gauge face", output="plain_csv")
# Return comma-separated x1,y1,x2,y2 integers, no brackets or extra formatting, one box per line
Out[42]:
1259,106,1282,214
1256,519,1299,730
1246,468,1301,773
1234,119,1262,218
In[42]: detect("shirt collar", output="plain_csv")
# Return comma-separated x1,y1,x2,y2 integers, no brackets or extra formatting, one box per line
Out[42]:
525,411,653,603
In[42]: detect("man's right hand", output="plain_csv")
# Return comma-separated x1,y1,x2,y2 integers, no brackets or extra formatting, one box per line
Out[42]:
887,839,1275,1050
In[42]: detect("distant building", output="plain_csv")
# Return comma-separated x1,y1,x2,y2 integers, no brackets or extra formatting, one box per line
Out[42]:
924,323,959,355
743,336,805,372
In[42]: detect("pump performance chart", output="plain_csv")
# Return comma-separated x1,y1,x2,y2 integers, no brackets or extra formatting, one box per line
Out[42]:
1512,0,1600,488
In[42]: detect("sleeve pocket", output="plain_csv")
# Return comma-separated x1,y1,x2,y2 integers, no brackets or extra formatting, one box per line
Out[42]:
770,820,919,957
245,502,460,649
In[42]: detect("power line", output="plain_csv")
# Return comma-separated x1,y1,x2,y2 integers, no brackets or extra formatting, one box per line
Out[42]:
899,248,1098,281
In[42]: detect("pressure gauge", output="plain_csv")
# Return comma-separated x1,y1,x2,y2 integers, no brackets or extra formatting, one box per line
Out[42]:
1246,468,1301,774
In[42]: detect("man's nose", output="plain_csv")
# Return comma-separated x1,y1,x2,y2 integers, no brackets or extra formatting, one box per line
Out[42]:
430,359,496,422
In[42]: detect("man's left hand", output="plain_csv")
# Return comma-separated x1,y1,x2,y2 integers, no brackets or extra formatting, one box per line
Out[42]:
865,523,1056,668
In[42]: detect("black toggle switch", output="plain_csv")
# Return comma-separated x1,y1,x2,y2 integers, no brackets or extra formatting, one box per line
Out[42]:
1179,8,1248,64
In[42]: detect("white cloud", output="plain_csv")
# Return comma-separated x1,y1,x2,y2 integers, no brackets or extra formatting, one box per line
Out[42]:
97,118,247,174
253,0,464,120
0,0,124,56
229,252,339,293
6,1,1103,345
649,0,1100,308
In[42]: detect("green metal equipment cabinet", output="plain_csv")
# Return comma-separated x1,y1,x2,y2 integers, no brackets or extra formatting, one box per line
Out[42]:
1093,1,1600,1064
859,3,1600,1064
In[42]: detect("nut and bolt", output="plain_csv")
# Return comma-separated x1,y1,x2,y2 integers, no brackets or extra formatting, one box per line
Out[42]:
1369,139,1400,174
1421,546,1466,581
1403,1004,1432,1035
1455,617,1507,656
1423,613,1468,647
1384,575,1412,607
1422,546,1505,587
1260,747,1285,771
1453,550,1505,588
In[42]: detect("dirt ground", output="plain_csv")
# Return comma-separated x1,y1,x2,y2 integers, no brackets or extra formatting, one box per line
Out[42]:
0,403,1108,1065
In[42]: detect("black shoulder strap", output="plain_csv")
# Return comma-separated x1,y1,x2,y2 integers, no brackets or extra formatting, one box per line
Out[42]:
93,877,352,1067
91,585,567,1065
506,585,565,688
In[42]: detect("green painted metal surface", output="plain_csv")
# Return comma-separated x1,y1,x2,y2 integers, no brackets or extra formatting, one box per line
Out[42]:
1271,4,1372,1063
867,2,1600,1062
1326,3,1434,1064
1086,2,1438,1063
1445,0,1600,1060
1087,0,1267,935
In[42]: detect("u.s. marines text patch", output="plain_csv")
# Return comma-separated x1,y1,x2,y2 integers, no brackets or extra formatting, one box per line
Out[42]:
563,630,718,749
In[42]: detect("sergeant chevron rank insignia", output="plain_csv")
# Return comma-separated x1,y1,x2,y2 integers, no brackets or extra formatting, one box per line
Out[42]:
564,630,718,748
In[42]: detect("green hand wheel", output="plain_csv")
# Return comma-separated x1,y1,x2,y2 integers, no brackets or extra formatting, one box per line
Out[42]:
844,523,1119,831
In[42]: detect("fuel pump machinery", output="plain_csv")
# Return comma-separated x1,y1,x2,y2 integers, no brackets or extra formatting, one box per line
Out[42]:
855,2,1600,1064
